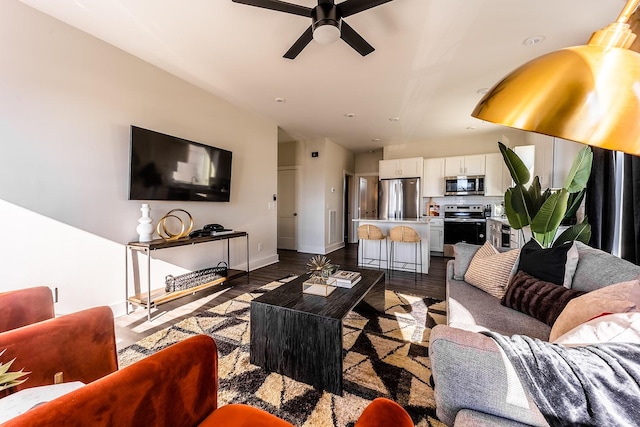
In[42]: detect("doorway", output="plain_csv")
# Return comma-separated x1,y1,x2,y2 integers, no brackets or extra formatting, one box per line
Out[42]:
344,173,354,243
358,175,379,219
277,168,299,250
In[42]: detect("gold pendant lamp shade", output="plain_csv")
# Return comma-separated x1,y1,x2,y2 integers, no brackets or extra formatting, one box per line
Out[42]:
472,0,640,155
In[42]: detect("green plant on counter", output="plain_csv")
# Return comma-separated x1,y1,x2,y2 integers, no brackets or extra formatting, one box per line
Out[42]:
0,349,29,391
499,141,593,248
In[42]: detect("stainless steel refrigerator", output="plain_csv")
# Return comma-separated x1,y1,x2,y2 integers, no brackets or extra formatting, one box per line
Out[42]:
378,178,421,220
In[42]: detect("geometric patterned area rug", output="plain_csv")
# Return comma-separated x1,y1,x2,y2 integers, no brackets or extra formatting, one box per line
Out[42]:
118,277,448,427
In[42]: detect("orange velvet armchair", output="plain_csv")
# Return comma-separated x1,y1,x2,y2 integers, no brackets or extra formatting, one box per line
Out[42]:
0,286,55,333
4,334,415,427
0,305,118,392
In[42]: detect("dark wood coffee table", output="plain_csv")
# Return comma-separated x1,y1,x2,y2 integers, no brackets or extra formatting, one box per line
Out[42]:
250,268,385,395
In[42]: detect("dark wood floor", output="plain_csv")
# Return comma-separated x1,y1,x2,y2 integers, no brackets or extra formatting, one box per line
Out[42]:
115,243,449,350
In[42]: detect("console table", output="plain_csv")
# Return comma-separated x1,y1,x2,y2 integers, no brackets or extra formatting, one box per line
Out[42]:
250,268,385,395
125,231,249,320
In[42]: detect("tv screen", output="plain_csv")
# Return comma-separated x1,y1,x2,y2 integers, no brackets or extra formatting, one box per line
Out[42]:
128,126,232,202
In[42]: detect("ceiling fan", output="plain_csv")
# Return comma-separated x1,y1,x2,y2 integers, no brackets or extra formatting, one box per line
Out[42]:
231,0,394,59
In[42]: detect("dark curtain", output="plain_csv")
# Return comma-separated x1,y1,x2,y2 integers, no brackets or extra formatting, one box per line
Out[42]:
621,154,640,265
585,147,616,252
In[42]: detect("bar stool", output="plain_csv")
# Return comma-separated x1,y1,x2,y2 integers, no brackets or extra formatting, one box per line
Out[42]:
389,226,422,280
357,224,387,270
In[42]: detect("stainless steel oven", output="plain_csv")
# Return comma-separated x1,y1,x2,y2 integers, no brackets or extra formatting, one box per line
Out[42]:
443,204,486,256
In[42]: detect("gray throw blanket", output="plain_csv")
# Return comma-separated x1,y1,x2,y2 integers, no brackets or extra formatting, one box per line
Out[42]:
485,332,640,427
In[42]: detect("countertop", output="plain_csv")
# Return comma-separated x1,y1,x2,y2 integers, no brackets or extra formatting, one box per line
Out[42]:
353,218,431,223
487,216,510,225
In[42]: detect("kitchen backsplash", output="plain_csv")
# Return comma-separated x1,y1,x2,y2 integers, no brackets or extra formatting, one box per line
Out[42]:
423,195,504,216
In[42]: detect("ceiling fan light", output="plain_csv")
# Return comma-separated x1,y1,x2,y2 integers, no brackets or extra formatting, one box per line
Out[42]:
313,23,341,45
472,0,640,155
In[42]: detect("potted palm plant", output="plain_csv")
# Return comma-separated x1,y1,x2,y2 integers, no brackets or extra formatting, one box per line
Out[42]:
499,142,593,248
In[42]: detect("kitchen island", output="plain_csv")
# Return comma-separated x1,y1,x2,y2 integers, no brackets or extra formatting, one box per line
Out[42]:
353,218,430,274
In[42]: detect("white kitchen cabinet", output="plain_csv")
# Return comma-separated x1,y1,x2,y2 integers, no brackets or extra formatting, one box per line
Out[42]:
423,157,445,197
444,154,485,176
514,145,535,188
379,157,424,179
429,218,444,252
486,218,503,248
484,153,510,196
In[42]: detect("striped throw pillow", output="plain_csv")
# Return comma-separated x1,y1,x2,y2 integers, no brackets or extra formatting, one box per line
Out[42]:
464,241,521,299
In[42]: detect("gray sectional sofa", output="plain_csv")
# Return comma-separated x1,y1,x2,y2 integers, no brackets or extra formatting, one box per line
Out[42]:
429,241,640,426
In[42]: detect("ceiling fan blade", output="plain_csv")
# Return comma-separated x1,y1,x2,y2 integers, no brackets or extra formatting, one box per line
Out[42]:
231,0,312,17
338,0,393,18
340,21,374,56
284,26,314,59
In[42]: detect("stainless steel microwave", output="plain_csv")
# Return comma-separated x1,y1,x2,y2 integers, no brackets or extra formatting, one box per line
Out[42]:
444,175,485,196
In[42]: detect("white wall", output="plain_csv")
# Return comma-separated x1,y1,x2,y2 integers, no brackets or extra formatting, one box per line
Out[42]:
283,138,354,255
0,0,279,316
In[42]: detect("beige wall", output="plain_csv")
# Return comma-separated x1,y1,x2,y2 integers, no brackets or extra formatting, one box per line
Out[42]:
0,0,279,315
355,150,383,174
279,138,355,254
382,129,527,159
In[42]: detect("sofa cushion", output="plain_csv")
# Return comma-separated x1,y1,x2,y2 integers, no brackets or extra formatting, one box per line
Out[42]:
447,273,552,340
549,279,640,341
464,242,520,299
552,312,640,346
429,325,548,427
501,270,586,326
517,239,579,287
571,242,640,292
453,242,482,280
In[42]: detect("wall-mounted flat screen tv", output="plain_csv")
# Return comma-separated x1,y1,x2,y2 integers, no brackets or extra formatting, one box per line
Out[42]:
128,126,232,202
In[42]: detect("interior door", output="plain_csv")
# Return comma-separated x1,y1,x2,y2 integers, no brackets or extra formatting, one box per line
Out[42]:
277,168,298,250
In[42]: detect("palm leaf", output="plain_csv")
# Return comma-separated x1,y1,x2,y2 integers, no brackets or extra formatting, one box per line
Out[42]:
499,142,530,186
530,189,569,237
527,176,545,217
564,146,593,193
564,190,586,220
505,186,530,228
553,222,592,247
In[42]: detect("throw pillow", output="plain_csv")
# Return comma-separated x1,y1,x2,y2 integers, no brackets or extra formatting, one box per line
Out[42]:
517,239,579,288
464,241,520,299
501,270,586,326
552,312,640,346
549,279,640,341
453,242,482,280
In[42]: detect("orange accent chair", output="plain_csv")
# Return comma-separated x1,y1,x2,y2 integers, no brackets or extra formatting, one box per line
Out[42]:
0,286,55,333
0,305,119,392
3,334,415,426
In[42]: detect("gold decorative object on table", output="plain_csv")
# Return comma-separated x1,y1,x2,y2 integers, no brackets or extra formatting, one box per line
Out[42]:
303,255,338,296
156,209,193,241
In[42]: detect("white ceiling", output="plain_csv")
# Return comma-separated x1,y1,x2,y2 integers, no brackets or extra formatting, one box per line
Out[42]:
18,0,627,153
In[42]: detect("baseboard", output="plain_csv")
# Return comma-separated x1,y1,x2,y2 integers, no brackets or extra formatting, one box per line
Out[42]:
297,242,346,255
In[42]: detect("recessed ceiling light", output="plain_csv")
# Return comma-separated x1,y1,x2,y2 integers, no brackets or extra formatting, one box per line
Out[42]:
274,97,286,103
371,138,381,142
477,88,489,95
389,117,400,122
523,35,545,46
466,126,477,130
345,113,356,118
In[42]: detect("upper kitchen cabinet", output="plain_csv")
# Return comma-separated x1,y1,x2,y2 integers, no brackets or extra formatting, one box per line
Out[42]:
379,157,424,179
444,154,485,176
529,135,580,189
484,153,510,196
514,145,535,188
423,157,445,197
